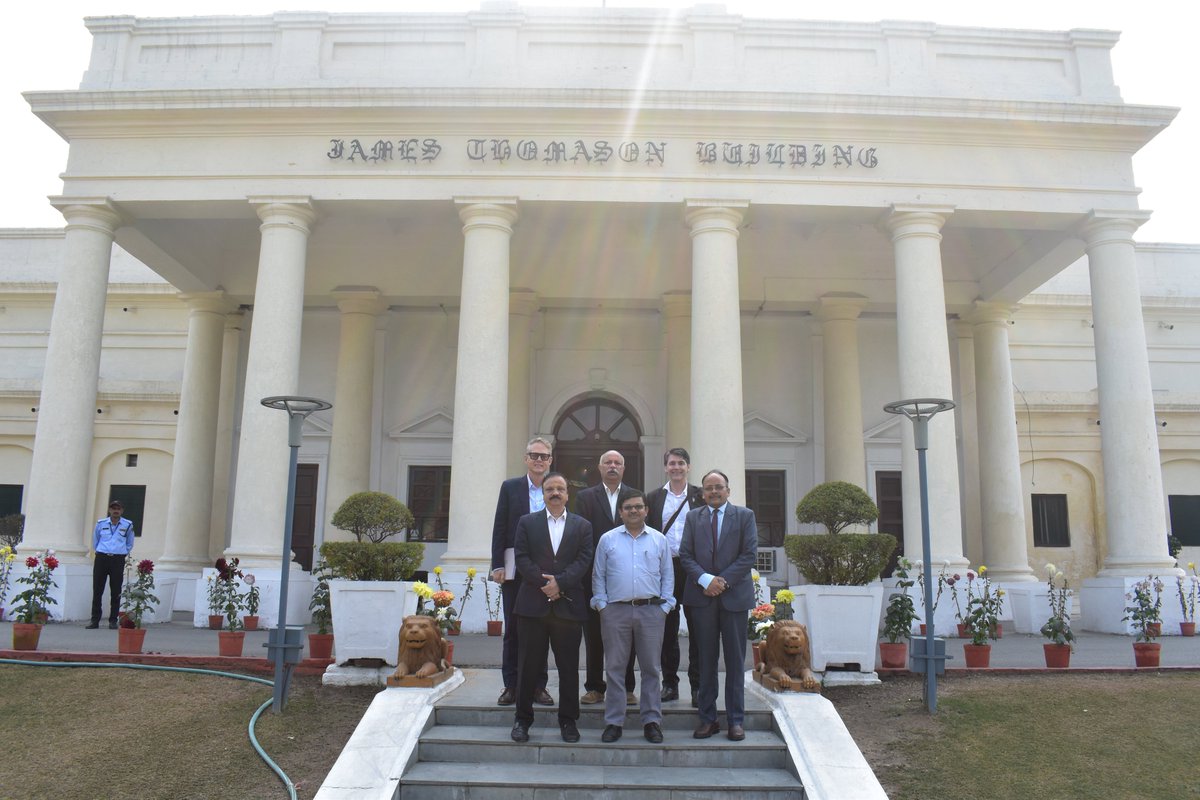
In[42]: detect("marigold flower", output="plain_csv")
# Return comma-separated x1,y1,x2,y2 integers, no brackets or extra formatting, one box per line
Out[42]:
432,590,455,607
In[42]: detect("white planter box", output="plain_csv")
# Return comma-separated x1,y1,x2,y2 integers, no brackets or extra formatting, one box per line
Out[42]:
793,583,884,673
329,579,419,665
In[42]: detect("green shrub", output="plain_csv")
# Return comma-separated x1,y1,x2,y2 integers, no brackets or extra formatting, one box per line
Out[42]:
784,532,897,585
319,541,424,581
795,481,879,535
330,491,414,543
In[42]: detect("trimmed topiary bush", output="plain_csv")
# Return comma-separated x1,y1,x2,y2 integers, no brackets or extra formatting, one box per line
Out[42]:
319,540,424,582
787,480,894,585
331,491,414,543
795,480,879,535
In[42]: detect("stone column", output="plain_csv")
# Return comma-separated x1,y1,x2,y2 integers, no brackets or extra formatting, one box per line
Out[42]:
159,291,235,572
507,289,538,476
1083,213,1174,575
662,291,692,453
885,205,967,569
968,302,1035,582
952,321,983,567
324,288,388,540
23,200,121,561
442,199,518,566
226,198,316,568
815,294,867,488
686,200,748,504
209,311,244,561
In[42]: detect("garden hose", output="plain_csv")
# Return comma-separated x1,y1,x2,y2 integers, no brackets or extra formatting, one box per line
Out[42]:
0,658,297,800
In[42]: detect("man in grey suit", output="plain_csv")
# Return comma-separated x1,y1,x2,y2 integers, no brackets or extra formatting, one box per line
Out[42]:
679,469,758,742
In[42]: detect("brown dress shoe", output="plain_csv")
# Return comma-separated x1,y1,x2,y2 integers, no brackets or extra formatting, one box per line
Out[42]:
643,722,664,743
534,688,555,706
580,690,605,704
497,687,516,706
693,720,720,739
626,692,637,705
727,724,746,741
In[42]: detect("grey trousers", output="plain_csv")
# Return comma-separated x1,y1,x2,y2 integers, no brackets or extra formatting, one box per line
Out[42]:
599,602,668,726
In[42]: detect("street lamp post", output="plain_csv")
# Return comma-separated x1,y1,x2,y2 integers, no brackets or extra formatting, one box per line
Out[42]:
261,395,332,713
883,397,955,714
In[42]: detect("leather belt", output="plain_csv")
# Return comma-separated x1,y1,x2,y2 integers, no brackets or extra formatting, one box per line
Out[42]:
614,598,662,606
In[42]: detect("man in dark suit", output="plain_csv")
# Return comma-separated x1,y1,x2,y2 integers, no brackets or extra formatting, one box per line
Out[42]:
490,436,553,706
679,469,758,742
510,472,594,744
574,449,636,705
645,447,706,704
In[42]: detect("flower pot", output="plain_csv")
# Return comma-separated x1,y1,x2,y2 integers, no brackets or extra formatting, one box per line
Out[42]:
962,643,991,668
486,620,503,637
118,627,147,654
207,614,224,630
991,623,1003,639
12,622,42,651
308,633,334,660
1146,622,1161,638
1043,643,1071,669
447,620,461,636
218,631,246,657
1133,642,1161,668
1181,622,1196,637
956,623,969,638
879,641,907,669
243,615,259,631
919,623,927,636
751,642,763,666
444,640,454,666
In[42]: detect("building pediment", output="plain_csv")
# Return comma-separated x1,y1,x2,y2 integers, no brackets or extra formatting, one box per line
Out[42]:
744,413,808,444
389,408,454,440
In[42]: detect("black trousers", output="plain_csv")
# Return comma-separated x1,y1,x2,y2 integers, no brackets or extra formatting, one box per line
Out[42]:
662,556,699,690
515,609,581,726
501,579,547,691
91,552,126,624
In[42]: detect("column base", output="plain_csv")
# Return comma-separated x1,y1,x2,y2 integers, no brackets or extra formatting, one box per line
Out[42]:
437,549,492,571
190,564,313,629
982,566,1038,583
1081,576,1186,634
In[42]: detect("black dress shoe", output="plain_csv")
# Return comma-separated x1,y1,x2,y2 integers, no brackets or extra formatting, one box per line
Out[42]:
661,685,679,702
534,688,554,706
108,620,119,629
693,721,720,739
560,720,580,743
690,689,699,708
601,724,623,743
727,724,746,742
643,722,664,743
497,688,516,706
510,722,530,743
85,622,100,630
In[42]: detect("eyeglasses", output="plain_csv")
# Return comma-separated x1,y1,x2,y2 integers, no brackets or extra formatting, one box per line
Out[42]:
621,504,646,512
525,452,552,461
702,485,727,493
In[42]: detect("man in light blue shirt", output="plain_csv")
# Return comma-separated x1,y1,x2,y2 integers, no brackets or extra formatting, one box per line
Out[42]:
590,489,675,744
87,500,135,629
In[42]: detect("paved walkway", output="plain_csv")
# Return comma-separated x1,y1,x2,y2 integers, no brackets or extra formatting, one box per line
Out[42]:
4,616,1200,671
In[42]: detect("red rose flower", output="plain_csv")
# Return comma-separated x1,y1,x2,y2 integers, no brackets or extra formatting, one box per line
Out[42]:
25,556,38,568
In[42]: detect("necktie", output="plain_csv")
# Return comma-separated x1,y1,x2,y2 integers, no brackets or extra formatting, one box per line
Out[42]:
710,508,719,556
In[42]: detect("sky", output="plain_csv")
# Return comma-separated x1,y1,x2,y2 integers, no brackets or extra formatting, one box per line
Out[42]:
1,0,1194,243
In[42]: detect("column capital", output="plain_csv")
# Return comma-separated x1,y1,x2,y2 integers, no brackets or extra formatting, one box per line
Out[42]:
1078,210,1152,247
965,300,1018,327
661,291,692,319
249,196,316,231
49,197,123,234
683,199,748,235
177,290,236,316
331,286,388,316
814,292,867,322
884,204,954,239
509,288,539,317
455,197,519,231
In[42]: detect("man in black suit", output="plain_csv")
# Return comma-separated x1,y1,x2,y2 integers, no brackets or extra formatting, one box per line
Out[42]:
510,472,594,744
645,447,706,704
679,469,758,743
574,449,636,705
490,436,553,706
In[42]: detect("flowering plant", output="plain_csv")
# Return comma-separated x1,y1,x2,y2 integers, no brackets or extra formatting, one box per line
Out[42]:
964,566,1005,646
1177,562,1198,624
12,550,59,624
483,571,502,621
773,588,795,621
914,560,949,619
413,581,457,634
214,557,246,631
119,557,159,629
748,602,776,641
883,556,919,643
309,559,335,634
1039,563,1074,649
751,569,764,606
1123,575,1163,642
0,544,16,615
945,572,965,624
242,574,261,617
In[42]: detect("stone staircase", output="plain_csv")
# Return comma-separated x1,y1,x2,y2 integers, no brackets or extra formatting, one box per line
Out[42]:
398,692,805,799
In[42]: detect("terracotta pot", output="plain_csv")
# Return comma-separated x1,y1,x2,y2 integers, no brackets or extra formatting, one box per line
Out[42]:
751,642,764,666
486,620,503,637
444,640,455,666
879,641,907,669
1181,622,1196,637
956,623,969,638
991,623,1003,639
1133,641,1161,668
1043,643,1071,669
118,627,147,654
243,615,259,631
962,643,991,668
12,622,42,651
918,623,927,636
218,630,246,657
1146,622,1162,638
447,620,461,636
308,633,334,660
207,614,224,630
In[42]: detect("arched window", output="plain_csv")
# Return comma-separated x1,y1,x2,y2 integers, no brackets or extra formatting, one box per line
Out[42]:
553,397,644,495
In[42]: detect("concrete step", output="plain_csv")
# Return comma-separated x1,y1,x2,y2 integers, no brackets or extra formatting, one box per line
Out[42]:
418,724,790,769
433,704,776,731
399,762,804,800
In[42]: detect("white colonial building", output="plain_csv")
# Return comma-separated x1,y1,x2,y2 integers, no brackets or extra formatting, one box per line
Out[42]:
1,3,1196,632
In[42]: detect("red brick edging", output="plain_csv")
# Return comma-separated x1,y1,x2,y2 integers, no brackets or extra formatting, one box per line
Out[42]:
0,649,334,677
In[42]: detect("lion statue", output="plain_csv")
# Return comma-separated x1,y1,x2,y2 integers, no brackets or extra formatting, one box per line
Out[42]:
756,620,820,692
390,614,449,680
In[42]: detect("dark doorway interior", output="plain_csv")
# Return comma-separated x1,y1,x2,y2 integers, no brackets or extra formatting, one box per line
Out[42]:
107,485,146,539
291,464,318,571
875,470,903,578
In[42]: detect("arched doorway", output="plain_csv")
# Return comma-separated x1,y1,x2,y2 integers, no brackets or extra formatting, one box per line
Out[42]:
553,397,643,503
